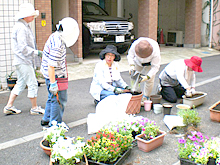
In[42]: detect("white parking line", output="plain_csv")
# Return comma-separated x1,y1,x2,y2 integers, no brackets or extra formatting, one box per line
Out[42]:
1,75,220,151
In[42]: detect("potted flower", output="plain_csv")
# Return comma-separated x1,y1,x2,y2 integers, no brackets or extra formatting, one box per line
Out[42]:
6,71,17,90
84,129,133,164
177,108,201,133
40,121,69,156
135,121,166,152
102,115,153,138
177,131,220,165
50,136,85,165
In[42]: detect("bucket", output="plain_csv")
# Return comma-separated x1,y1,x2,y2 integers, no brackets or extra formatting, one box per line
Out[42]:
144,100,152,111
150,95,162,104
153,104,163,114
126,93,143,114
162,103,173,116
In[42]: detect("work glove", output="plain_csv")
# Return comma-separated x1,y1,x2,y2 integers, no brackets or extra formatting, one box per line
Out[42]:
185,89,192,98
140,75,150,83
129,65,135,75
125,86,131,90
190,88,196,95
49,81,59,95
38,50,43,58
114,87,124,94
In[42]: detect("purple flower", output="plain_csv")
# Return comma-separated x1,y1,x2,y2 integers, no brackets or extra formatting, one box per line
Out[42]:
188,135,196,141
178,139,186,144
196,132,203,138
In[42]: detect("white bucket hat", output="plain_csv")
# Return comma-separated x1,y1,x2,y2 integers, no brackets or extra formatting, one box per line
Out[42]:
56,17,80,47
15,3,39,21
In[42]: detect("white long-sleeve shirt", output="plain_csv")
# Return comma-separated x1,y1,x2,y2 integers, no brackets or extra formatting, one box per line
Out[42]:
127,37,161,78
90,60,128,101
159,59,195,89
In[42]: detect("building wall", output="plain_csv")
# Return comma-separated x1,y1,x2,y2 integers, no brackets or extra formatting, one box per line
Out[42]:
138,0,158,41
184,0,202,48
35,0,52,51
212,0,220,48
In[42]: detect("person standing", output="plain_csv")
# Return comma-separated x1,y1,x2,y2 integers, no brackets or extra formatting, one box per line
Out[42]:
127,37,161,105
3,3,44,115
158,56,203,103
40,17,79,126
90,45,131,106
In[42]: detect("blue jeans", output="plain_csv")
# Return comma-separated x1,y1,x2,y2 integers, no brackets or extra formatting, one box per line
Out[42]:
42,79,67,126
100,87,124,101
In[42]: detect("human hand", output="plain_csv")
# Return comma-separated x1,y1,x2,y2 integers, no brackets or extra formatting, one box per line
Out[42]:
49,81,58,95
190,88,196,95
140,75,150,82
185,89,192,98
38,50,43,58
114,87,124,94
125,86,131,90
129,65,135,75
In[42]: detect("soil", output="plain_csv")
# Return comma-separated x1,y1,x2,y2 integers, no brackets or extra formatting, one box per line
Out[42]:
186,93,203,98
42,139,50,147
213,103,220,111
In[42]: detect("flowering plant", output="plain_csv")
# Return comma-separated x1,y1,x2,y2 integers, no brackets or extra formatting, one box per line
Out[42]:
43,121,69,147
84,129,133,163
177,131,220,164
102,115,153,137
141,121,161,140
51,136,85,165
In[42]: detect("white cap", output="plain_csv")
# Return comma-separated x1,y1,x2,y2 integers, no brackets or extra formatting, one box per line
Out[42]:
15,3,39,21
56,17,80,47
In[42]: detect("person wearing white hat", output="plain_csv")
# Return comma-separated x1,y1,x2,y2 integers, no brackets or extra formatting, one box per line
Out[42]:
127,37,161,106
40,17,79,126
3,3,44,115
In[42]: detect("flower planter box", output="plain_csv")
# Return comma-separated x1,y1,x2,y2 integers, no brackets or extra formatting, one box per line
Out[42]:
126,93,143,114
209,100,220,122
40,139,51,156
178,157,217,165
7,78,17,90
85,148,131,165
182,91,207,108
135,130,166,152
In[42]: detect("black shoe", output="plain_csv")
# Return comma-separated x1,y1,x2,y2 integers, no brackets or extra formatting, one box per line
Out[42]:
41,120,49,126
94,99,99,106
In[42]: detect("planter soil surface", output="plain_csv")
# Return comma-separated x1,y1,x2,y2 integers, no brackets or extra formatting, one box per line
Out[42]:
213,103,220,111
186,93,203,98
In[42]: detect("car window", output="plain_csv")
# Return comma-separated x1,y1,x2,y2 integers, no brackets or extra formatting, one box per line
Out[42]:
83,2,108,16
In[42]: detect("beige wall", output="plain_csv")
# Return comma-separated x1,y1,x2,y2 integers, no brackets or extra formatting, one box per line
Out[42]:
212,1,220,48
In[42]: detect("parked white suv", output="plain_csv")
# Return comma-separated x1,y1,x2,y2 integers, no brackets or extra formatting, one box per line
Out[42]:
82,1,135,57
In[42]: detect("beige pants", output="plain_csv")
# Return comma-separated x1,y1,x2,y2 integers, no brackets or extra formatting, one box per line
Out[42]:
135,64,155,98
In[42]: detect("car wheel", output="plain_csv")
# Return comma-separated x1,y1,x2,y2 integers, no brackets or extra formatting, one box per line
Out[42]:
117,46,129,54
82,25,91,58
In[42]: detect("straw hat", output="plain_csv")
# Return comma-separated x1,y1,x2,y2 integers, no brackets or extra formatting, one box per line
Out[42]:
56,17,80,47
135,40,153,58
99,45,121,61
184,56,203,72
15,3,39,21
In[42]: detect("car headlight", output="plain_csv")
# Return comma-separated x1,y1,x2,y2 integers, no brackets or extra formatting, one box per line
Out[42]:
128,22,134,30
85,22,106,32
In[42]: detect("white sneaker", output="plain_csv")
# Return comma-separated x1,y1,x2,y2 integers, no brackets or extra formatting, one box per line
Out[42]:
3,106,22,115
156,84,162,95
30,106,45,115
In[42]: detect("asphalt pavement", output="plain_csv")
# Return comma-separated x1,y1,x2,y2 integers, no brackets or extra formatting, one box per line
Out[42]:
0,47,220,165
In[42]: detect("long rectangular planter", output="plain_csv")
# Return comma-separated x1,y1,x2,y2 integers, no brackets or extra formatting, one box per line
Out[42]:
86,148,131,165
209,100,220,122
135,130,166,152
182,91,207,108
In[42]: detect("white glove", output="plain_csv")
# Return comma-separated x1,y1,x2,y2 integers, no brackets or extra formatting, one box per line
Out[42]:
140,75,150,82
190,88,196,95
49,81,59,95
129,65,135,75
185,89,192,98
